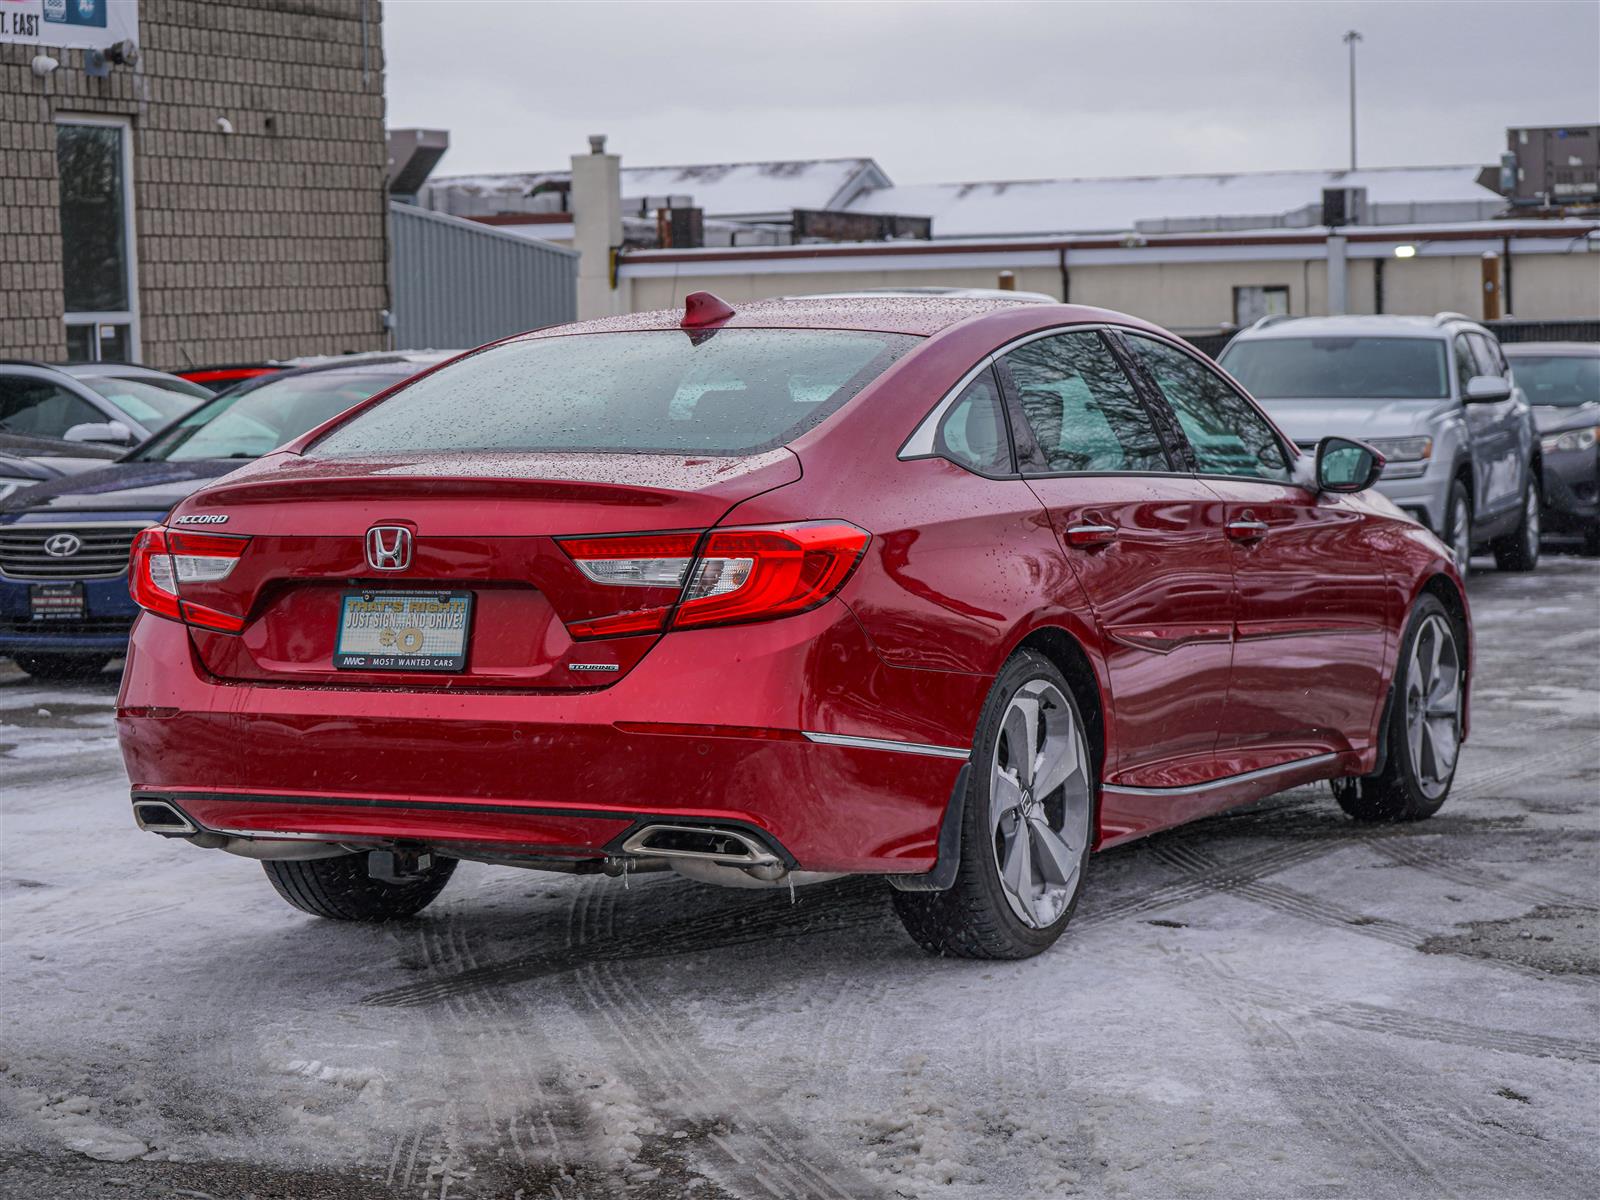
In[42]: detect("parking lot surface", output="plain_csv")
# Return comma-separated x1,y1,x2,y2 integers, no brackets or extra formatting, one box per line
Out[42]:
1,555,1596,1200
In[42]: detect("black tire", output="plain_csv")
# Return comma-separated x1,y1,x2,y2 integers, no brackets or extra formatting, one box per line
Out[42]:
1334,594,1463,824
10,653,112,681
1491,477,1541,572
892,651,1093,960
1443,479,1473,574
262,852,457,921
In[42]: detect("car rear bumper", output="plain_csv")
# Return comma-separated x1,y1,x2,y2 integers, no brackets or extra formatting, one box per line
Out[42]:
115,605,986,875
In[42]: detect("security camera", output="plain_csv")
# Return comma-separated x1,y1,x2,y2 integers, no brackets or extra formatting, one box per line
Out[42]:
215,117,235,135
104,39,138,67
31,55,58,78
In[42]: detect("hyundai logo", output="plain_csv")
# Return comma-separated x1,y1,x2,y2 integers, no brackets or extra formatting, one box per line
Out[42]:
365,526,412,572
43,533,83,558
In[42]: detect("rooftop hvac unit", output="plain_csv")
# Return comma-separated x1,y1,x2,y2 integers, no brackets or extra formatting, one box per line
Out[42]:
1321,186,1368,228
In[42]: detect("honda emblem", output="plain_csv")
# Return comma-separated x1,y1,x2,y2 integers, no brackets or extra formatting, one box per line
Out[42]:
365,526,412,572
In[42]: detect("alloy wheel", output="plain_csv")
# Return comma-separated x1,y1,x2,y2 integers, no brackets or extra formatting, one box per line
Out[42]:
1404,614,1462,800
989,680,1093,928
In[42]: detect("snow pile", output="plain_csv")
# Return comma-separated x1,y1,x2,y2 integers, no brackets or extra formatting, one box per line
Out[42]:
563,1067,659,1172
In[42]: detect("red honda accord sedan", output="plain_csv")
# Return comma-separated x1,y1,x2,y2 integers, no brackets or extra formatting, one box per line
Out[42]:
116,295,1471,959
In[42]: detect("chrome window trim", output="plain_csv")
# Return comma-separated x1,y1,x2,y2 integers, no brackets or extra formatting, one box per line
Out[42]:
802,731,971,760
1101,752,1339,797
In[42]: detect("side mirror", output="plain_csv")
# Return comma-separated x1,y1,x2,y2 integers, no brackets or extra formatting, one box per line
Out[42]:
1464,374,1511,403
1316,436,1384,493
63,420,133,445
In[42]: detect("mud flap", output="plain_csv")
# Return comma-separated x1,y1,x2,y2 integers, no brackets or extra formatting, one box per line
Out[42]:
886,762,970,893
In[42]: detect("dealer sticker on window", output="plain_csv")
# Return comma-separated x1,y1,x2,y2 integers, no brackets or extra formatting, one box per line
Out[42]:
334,591,472,672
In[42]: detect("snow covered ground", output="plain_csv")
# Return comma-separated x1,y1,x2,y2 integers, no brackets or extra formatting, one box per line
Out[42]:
2,556,1596,1200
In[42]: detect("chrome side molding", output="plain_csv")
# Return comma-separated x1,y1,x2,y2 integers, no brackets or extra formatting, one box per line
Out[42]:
802,731,971,761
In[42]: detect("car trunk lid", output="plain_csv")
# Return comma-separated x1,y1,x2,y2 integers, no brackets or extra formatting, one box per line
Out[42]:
167,449,800,690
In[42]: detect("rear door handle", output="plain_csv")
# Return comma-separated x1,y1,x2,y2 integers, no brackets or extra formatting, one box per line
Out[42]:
1226,518,1269,543
1066,523,1118,549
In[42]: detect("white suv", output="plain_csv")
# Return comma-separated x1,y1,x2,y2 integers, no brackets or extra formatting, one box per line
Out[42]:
1219,313,1541,572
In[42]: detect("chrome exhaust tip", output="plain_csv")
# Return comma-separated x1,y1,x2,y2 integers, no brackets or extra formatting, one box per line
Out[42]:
619,824,780,867
131,799,198,837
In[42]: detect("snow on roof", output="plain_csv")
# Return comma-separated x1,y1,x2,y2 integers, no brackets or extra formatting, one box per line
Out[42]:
844,166,1505,237
430,157,889,219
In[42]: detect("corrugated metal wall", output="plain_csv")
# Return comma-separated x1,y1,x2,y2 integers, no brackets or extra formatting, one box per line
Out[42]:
389,202,578,350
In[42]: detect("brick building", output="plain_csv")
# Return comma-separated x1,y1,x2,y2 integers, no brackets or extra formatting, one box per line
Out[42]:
0,0,389,368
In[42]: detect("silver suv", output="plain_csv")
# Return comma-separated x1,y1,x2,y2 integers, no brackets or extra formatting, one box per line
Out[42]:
1219,313,1541,572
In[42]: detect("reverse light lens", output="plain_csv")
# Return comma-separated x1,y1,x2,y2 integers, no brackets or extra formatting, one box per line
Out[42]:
1368,436,1433,463
128,527,250,633
1541,426,1599,454
561,532,698,587
558,521,870,638
673,522,870,631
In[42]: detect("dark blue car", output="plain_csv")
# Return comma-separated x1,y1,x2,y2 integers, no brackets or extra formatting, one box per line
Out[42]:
0,353,450,679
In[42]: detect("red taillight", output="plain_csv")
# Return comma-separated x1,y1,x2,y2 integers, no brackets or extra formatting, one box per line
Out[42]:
558,521,869,639
128,527,250,634
674,522,869,629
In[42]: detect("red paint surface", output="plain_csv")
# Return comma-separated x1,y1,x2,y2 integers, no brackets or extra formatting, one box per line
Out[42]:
119,300,1470,874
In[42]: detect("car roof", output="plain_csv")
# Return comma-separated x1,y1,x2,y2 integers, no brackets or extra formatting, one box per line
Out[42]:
520,295,1125,340
222,352,456,396
1228,314,1479,342
1501,341,1600,356
54,362,184,381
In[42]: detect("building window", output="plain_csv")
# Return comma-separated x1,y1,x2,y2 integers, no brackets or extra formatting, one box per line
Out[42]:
1233,285,1289,327
56,116,139,363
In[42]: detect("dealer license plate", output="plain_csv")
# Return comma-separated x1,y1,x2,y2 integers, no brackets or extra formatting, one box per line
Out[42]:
333,591,473,672
30,582,85,622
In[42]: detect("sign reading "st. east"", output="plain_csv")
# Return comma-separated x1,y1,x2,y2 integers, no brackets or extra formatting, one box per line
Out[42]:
0,1,140,51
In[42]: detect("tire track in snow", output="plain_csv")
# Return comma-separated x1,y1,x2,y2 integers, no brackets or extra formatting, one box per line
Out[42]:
1172,950,1593,1195
1186,951,1600,1064
1148,841,1553,978
1074,835,1356,930
1366,838,1598,912
362,876,888,1009
562,874,884,1200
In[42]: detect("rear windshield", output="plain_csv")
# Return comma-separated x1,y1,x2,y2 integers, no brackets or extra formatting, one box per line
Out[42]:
1220,336,1450,400
312,329,920,457
1508,354,1600,408
133,369,417,462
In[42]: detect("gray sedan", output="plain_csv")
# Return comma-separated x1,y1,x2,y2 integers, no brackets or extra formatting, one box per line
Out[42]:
1504,342,1599,555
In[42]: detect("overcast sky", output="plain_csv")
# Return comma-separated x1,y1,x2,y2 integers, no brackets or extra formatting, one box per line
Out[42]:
385,0,1600,184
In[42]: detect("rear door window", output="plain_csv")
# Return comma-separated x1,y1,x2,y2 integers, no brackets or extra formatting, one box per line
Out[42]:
998,331,1168,474
313,330,919,457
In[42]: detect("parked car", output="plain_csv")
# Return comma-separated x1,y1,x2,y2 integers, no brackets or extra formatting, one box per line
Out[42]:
0,435,123,501
0,361,210,450
1503,342,1600,555
173,363,284,393
1219,313,1541,572
0,353,449,680
116,295,1471,961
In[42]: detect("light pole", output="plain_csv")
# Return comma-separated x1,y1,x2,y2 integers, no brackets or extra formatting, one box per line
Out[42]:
1343,29,1362,171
